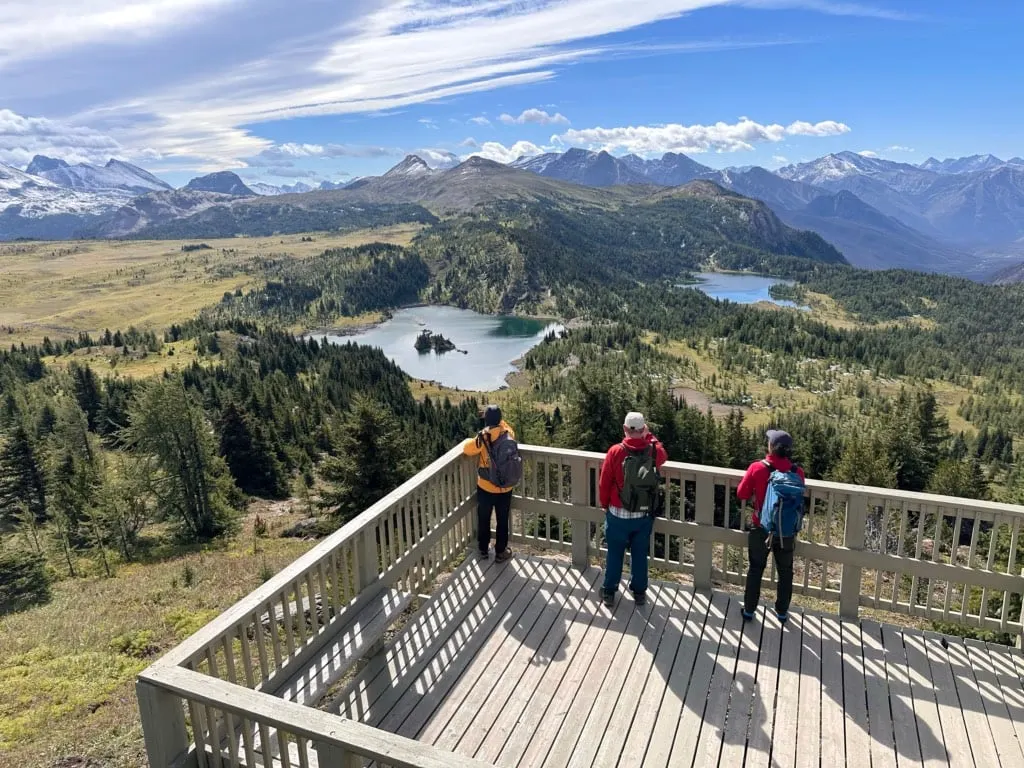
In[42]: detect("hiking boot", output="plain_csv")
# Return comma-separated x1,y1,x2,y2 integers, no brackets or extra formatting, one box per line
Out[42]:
741,608,755,622
495,548,513,563
632,590,647,606
602,589,615,608
776,611,789,624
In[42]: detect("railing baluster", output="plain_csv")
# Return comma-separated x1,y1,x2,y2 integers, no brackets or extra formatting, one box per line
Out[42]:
203,649,224,768
278,730,292,768
874,500,893,605
1000,517,1020,631
280,591,296,658
291,580,308,646
892,500,908,610
962,510,982,622
317,562,331,627
979,514,1002,622
305,571,320,636
220,635,241,768
297,736,311,768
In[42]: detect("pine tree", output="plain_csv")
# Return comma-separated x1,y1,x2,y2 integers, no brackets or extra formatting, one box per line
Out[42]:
0,424,48,524
218,401,290,499
319,395,415,523
122,377,237,540
829,429,898,488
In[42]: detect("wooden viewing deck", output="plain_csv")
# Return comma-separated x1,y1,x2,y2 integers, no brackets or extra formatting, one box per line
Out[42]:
336,555,1024,768
137,445,1024,768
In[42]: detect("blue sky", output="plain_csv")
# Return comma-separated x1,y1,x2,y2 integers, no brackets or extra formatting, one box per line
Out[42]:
1,0,1022,187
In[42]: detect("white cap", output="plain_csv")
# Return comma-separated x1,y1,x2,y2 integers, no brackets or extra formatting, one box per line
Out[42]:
624,412,646,432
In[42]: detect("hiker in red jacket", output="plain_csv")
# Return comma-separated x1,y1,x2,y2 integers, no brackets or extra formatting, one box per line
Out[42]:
598,412,667,608
737,429,805,623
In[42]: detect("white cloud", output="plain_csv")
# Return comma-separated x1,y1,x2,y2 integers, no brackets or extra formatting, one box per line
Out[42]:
0,0,241,68
858,150,879,157
469,140,547,164
0,108,127,166
459,137,480,148
887,144,915,153
771,155,789,165
416,147,461,169
247,142,395,167
469,116,492,126
559,117,850,155
3,0,895,169
498,108,570,126
418,118,439,129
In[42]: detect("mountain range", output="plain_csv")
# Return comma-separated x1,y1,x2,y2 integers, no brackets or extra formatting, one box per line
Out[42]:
3,149,1024,281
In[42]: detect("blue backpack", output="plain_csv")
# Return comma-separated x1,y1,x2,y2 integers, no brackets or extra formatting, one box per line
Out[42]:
760,460,805,550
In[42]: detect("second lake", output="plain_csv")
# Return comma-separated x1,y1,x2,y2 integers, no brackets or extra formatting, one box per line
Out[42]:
685,272,801,308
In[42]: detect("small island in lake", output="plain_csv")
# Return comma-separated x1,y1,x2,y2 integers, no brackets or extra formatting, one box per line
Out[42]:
414,329,457,354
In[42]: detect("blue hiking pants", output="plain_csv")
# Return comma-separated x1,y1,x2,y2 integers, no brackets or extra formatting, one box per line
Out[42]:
603,512,653,594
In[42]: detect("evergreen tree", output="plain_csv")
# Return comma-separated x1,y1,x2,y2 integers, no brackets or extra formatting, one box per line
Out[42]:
218,401,290,499
928,458,989,500
829,429,898,488
70,362,103,432
122,377,237,540
0,424,48,523
319,395,415,523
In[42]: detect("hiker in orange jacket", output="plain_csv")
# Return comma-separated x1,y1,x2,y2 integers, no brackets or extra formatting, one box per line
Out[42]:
463,405,515,562
598,411,667,608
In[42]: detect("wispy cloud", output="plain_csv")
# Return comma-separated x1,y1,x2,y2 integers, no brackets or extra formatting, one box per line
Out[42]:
459,137,480,148
3,0,899,169
469,140,548,164
887,144,915,152
559,117,850,155
858,149,879,157
469,116,492,126
418,117,440,129
246,141,396,167
499,108,570,126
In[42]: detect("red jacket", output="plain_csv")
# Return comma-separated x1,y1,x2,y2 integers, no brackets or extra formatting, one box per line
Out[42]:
599,435,668,509
737,455,806,528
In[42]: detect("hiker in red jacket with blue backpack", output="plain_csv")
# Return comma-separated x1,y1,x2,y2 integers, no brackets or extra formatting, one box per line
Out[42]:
737,429,806,624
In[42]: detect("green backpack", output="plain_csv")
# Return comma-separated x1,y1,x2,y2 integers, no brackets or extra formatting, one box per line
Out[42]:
620,443,661,516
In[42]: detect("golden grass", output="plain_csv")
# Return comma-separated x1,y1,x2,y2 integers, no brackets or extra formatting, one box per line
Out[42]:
0,226,425,347
0,512,317,767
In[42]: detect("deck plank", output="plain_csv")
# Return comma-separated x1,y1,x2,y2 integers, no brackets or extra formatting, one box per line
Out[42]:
666,590,731,768
769,610,804,768
903,630,950,768
839,620,870,768
640,590,716,768
336,557,502,720
943,637,1001,768
717,606,766,767
425,558,573,751
375,557,544,739
881,625,923,768
818,615,846,767
921,631,977,768
795,613,821,768
963,639,1024,768
467,564,601,763
860,621,897,768
615,585,695,766
587,585,679,768
744,607,783,768
556,584,670,768
513,576,637,768
984,642,1024,757
693,595,745,768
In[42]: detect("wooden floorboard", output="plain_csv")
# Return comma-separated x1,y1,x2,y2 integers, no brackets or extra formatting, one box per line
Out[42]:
332,557,1018,768
904,629,950,768
819,615,847,767
861,620,898,768
963,638,1024,768
796,613,822,768
922,630,977,768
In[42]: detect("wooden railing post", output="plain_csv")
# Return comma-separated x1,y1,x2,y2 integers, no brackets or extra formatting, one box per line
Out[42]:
570,458,589,571
694,474,714,593
136,679,191,768
315,740,362,767
840,493,868,620
355,529,379,594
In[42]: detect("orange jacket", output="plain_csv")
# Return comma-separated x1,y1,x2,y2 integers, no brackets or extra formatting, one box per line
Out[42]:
463,422,516,493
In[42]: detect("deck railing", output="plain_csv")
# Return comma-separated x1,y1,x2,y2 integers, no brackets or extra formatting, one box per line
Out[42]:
138,444,1024,767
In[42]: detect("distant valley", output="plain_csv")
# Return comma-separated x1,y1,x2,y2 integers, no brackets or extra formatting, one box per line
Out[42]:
3,149,1024,281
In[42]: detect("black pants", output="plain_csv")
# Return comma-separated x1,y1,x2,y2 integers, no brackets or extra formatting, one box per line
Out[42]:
477,487,512,554
744,527,795,614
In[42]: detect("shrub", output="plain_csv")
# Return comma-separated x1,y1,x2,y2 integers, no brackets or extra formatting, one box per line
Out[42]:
0,550,52,616
108,629,160,658
181,561,196,588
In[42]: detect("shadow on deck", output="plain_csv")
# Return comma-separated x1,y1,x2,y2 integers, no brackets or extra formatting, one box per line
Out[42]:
333,555,1024,768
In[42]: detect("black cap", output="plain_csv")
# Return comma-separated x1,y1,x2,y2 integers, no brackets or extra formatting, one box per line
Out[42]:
484,404,502,428
766,429,793,450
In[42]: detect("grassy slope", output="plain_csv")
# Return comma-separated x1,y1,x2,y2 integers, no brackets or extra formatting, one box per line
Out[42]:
0,225,423,346
0,511,317,768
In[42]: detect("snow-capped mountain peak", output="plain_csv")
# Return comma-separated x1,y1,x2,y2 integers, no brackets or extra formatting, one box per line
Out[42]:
919,154,1008,174
383,155,434,178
